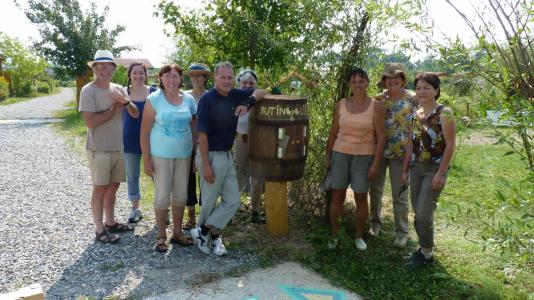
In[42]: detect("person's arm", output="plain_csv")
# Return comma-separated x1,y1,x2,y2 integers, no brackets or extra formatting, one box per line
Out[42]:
140,101,155,178
369,101,385,180
325,102,341,169
234,88,267,116
401,108,415,185
191,116,198,149
125,100,139,118
196,95,214,183
432,107,456,190
81,101,125,128
198,131,214,184
401,132,413,185
110,89,139,118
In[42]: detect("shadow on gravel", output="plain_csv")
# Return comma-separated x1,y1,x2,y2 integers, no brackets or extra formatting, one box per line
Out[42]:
46,224,259,299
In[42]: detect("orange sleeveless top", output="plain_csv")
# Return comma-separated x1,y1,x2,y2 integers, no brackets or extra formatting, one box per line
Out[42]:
333,99,376,155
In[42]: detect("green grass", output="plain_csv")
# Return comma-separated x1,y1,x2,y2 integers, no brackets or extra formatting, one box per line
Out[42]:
0,88,61,106
301,143,533,299
54,104,533,299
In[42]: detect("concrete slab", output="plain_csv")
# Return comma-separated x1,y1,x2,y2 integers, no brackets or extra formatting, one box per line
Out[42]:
146,261,361,300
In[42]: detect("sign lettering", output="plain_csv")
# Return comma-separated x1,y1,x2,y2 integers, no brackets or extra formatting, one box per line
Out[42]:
259,105,307,119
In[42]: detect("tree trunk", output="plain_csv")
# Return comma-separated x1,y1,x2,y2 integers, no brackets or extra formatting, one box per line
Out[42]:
75,69,93,104
335,12,370,101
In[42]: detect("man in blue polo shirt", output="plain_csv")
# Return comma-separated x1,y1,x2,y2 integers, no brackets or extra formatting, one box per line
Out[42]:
191,61,266,256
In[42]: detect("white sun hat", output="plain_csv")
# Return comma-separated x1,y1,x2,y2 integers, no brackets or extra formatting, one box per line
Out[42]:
87,50,116,67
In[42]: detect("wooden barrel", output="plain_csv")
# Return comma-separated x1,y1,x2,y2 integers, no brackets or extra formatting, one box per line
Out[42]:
249,94,309,182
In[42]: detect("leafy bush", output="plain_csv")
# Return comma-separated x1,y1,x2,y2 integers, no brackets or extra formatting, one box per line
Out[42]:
20,80,33,96
111,65,128,87
479,174,534,264
60,80,76,87
0,77,9,100
36,81,50,94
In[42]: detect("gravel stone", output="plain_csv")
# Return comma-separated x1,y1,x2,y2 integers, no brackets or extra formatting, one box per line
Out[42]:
0,88,260,299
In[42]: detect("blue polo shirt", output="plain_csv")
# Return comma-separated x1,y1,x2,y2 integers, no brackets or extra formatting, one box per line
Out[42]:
197,88,254,151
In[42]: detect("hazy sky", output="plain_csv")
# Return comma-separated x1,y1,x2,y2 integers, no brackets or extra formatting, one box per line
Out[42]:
1,0,485,67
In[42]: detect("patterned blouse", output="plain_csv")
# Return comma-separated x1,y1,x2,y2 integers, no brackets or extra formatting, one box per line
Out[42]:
412,105,449,164
376,91,418,159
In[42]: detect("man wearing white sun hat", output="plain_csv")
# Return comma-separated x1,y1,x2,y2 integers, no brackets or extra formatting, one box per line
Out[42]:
79,49,139,244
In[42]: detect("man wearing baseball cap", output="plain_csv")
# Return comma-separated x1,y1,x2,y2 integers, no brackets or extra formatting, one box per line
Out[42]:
79,50,139,244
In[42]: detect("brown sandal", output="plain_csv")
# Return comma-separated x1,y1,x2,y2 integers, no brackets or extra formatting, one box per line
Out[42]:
105,222,134,233
95,230,120,244
182,220,196,231
154,235,168,253
170,232,194,246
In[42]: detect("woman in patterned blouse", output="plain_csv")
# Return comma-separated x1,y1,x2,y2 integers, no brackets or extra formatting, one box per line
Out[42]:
406,72,456,268
369,63,417,249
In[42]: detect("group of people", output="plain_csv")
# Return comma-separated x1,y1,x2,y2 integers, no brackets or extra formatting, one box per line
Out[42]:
79,50,266,256
325,63,455,268
79,49,456,266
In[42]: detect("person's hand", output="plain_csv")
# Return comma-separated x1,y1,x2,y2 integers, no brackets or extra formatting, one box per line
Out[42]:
144,158,154,179
253,89,267,100
110,89,128,105
368,163,379,180
234,105,248,116
400,171,409,185
431,172,446,190
202,163,215,184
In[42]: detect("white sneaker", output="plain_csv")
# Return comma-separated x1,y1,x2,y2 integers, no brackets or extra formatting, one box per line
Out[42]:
394,236,408,248
128,208,143,223
355,238,367,251
212,236,227,256
191,227,211,254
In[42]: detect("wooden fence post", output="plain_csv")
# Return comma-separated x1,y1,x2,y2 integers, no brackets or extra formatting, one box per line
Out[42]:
265,181,288,236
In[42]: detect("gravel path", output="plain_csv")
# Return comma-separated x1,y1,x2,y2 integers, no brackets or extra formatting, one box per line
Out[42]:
0,88,259,299
0,88,74,120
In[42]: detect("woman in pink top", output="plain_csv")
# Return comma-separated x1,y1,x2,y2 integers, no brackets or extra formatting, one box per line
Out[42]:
325,67,385,251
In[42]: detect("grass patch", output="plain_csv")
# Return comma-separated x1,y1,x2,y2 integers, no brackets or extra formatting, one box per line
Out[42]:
301,143,533,299
0,88,62,106
100,260,125,272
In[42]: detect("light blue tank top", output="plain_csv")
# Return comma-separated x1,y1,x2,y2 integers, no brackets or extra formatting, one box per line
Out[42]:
148,90,197,158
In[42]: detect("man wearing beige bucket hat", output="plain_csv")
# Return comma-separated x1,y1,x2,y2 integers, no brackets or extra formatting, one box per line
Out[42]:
79,49,139,244
370,62,417,248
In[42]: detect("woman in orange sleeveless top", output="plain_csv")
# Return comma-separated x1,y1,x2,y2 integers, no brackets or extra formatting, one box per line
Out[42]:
325,67,385,251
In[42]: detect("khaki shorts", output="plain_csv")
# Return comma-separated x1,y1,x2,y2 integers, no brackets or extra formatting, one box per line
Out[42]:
152,156,191,209
86,151,126,186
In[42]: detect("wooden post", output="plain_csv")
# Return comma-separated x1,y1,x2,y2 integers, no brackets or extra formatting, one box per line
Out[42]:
265,181,288,236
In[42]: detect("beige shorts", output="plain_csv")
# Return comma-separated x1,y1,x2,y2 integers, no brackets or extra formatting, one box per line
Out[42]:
152,156,191,209
86,151,126,186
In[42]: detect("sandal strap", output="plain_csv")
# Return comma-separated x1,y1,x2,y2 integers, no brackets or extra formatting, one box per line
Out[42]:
105,222,133,233
95,230,120,244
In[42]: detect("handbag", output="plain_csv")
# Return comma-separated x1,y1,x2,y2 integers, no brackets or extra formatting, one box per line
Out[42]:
319,169,332,193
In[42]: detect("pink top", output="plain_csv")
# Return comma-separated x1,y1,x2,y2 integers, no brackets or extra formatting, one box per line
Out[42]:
333,99,376,155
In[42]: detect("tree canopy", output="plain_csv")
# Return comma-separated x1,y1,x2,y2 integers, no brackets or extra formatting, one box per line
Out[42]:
0,32,48,96
18,0,132,79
